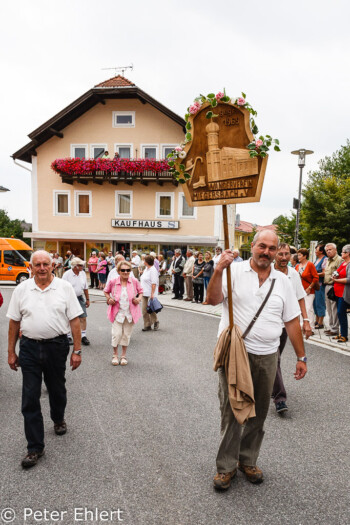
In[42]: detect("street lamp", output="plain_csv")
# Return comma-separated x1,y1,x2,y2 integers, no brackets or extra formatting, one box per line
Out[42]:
291,148,313,248
0,185,10,192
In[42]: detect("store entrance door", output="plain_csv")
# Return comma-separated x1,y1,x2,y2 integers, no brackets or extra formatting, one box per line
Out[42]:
115,243,130,259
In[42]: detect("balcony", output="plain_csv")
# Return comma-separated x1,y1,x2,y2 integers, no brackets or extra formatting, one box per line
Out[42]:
51,158,178,186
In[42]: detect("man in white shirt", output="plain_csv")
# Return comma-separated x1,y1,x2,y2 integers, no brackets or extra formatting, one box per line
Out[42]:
207,231,307,490
232,249,243,262
62,257,90,346
7,250,83,469
107,254,126,283
131,250,141,278
183,249,195,301
272,243,312,414
213,246,223,269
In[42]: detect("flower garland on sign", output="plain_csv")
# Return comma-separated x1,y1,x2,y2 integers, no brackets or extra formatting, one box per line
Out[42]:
167,91,280,183
51,158,171,176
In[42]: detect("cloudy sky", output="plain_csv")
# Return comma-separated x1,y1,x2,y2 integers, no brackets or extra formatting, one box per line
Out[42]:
1,0,349,226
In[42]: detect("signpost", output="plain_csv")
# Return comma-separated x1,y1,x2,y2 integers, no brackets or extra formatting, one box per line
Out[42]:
170,93,278,329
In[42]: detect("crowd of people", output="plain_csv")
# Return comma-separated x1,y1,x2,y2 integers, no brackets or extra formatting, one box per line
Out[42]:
3,238,350,473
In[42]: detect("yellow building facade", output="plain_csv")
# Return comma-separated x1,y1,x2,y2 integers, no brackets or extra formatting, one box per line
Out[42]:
13,76,234,258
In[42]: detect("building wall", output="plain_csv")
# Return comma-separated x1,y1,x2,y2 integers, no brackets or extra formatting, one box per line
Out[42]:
33,98,217,244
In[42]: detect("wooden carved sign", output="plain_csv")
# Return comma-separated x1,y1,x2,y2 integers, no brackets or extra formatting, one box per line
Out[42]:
181,102,268,207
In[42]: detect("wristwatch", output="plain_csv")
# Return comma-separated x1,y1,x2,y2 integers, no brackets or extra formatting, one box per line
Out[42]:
297,356,307,363
72,350,82,356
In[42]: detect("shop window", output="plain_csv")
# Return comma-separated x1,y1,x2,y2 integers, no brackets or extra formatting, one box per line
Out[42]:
113,111,135,128
115,191,132,217
54,191,70,216
75,191,92,216
132,243,158,254
156,192,174,218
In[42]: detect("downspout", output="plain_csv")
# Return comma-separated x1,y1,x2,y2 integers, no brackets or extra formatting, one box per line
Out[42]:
13,159,32,173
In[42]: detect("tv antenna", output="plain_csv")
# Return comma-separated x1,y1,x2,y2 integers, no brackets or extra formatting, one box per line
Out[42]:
101,64,133,77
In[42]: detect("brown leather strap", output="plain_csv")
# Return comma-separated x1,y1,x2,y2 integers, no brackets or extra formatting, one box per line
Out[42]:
242,279,276,339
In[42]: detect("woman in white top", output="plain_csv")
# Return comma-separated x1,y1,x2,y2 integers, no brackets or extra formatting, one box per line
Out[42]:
140,255,159,331
104,261,143,366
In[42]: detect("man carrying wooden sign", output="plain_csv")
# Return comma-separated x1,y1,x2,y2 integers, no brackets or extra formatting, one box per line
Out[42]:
169,91,307,489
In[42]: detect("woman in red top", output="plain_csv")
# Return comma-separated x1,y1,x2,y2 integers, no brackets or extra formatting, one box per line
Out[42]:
331,245,350,343
296,248,319,332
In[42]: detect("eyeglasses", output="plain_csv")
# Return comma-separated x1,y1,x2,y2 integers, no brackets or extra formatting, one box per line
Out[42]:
120,269,131,273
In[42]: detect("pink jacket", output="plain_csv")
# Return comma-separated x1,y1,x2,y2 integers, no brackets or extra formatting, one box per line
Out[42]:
104,276,143,324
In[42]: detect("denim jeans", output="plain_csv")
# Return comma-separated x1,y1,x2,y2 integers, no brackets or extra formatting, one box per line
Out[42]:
272,328,288,404
336,297,349,338
18,335,70,453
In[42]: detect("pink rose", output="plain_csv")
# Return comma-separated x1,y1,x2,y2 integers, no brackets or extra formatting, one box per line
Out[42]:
237,97,245,106
189,104,200,115
255,139,263,147
216,91,224,100
175,146,183,152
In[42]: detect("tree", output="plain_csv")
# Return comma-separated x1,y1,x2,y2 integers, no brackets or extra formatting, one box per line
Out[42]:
272,213,297,246
0,209,26,240
300,140,350,247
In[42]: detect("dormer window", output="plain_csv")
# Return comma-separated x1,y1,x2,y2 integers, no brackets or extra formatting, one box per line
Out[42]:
113,111,135,128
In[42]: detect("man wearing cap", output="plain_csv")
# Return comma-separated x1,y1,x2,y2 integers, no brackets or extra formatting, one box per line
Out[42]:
7,250,83,468
131,250,141,279
62,257,90,346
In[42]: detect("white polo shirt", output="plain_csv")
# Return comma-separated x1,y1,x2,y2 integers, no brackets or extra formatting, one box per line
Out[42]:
219,259,300,355
140,266,159,296
286,266,306,301
7,277,83,340
62,268,87,297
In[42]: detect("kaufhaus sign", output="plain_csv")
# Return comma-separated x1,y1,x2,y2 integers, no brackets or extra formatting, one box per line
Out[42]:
111,219,179,229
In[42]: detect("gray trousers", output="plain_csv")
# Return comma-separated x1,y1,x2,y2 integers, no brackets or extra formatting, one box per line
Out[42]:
216,352,278,472
325,285,339,332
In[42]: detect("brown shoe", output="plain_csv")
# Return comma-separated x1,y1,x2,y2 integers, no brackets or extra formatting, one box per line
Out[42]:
238,463,264,483
213,469,237,490
21,450,44,468
54,421,67,435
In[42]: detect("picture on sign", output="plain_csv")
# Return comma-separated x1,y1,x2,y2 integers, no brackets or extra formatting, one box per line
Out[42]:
167,92,280,207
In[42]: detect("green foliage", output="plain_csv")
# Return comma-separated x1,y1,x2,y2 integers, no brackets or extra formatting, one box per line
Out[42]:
301,175,350,247
0,209,27,240
272,213,297,245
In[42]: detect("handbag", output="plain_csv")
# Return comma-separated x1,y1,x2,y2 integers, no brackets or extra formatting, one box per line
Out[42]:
327,286,337,302
147,297,163,314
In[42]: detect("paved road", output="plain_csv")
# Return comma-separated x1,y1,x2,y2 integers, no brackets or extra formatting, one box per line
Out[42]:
0,287,349,525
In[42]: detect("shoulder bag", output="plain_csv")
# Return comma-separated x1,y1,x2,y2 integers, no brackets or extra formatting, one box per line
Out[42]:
242,279,276,339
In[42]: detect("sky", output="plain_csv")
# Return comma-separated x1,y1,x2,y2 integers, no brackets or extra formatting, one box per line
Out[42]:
0,0,349,226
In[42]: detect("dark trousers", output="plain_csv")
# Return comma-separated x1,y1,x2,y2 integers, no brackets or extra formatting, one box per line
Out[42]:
89,271,98,288
193,282,204,302
174,274,184,298
18,336,70,453
272,328,288,404
336,297,349,338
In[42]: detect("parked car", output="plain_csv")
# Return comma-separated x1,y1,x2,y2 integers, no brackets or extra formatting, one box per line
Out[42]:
0,238,32,284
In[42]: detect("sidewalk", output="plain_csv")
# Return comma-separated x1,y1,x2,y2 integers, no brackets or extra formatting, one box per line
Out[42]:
89,287,350,354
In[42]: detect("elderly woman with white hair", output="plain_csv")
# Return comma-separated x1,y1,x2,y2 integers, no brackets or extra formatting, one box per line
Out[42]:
104,260,143,365
331,244,350,343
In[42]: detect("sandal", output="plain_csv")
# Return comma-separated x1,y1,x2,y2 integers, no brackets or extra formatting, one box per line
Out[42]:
120,356,128,366
112,355,119,366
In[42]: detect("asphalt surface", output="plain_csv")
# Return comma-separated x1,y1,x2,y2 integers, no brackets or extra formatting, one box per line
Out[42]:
0,287,349,525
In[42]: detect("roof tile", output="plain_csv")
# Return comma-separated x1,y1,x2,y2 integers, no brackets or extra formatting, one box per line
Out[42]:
95,75,135,88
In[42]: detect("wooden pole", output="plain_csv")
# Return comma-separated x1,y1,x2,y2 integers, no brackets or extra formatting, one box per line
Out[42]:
222,205,233,329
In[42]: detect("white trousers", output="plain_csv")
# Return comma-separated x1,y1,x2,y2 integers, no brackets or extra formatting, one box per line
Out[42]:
304,294,316,331
112,318,134,347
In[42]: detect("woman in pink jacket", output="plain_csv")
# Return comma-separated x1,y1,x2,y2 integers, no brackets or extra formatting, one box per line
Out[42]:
104,261,143,366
